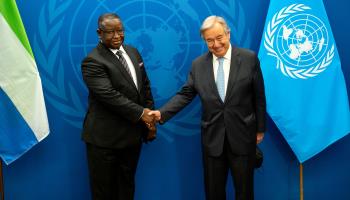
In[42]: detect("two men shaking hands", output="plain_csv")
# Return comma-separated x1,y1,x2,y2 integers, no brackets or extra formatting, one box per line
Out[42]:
140,109,162,141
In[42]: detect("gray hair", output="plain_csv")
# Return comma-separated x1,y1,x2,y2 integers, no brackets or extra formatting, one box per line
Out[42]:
200,16,230,38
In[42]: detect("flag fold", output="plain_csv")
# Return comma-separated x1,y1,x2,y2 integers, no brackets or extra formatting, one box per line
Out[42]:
0,0,49,165
259,0,350,162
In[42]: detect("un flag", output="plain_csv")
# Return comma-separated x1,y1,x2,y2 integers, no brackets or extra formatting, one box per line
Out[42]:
258,0,350,162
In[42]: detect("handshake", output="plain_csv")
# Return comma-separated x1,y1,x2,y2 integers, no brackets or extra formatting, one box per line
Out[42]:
140,108,162,142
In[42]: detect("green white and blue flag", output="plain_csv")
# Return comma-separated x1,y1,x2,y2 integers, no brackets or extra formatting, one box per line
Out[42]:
0,0,49,165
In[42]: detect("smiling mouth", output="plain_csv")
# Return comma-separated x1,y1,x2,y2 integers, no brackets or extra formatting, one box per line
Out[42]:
112,41,122,45
214,47,224,51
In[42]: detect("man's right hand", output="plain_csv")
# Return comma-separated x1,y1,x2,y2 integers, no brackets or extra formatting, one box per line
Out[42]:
141,108,155,124
148,110,161,121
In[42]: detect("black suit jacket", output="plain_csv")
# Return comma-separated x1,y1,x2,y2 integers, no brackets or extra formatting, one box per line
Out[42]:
160,46,266,156
81,43,154,148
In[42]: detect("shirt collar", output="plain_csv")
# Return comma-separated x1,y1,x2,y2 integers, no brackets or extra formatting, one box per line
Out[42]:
110,45,126,55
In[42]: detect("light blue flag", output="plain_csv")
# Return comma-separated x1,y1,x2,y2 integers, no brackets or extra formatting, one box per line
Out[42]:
258,0,350,162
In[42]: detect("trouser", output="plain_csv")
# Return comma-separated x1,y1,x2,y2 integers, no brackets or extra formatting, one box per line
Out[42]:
86,143,141,200
202,140,255,200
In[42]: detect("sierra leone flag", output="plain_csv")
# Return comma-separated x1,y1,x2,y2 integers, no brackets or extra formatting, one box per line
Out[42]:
0,0,49,165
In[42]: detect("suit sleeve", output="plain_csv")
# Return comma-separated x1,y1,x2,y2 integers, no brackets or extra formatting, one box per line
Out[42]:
135,49,154,110
160,65,198,122
82,56,144,123
253,56,266,132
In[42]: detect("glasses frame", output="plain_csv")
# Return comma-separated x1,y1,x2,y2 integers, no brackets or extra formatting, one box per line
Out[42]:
99,28,124,37
205,34,226,46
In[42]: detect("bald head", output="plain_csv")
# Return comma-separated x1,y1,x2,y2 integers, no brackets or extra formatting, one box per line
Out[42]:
98,13,121,30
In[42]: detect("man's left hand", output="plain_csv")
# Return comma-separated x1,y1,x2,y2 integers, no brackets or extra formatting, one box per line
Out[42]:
257,132,264,144
145,122,156,141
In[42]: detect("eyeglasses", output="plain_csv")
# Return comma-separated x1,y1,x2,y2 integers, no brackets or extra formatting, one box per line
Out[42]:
100,28,124,36
205,35,225,46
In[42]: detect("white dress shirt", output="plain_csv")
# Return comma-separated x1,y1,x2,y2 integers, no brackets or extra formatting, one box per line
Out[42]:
212,44,232,95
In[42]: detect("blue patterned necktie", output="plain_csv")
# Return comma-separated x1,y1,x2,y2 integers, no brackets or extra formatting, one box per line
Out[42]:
216,57,225,101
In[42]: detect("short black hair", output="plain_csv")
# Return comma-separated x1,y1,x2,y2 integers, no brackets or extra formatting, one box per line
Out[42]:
98,13,120,29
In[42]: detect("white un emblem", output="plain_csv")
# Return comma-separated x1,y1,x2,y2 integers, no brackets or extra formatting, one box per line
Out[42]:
264,4,335,79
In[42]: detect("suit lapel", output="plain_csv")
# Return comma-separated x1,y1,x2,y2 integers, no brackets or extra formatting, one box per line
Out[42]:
204,53,223,103
97,43,139,92
225,46,241,103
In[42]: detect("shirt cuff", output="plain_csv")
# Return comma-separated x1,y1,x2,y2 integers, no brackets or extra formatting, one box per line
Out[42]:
138,109,144,121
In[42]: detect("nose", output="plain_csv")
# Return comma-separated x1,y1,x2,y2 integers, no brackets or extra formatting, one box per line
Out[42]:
213,39,222,47
112,33,119,38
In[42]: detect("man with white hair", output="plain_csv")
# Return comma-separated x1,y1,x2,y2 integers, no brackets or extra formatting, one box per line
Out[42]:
150,16,266,199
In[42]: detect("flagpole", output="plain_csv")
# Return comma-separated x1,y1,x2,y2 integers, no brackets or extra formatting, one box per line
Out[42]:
299,163,304,200
0,160,4,200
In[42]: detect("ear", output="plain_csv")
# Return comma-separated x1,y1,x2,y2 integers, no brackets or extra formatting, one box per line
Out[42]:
97,29,102,38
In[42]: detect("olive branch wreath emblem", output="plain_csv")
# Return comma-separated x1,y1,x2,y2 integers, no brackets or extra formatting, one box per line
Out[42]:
33,0,85,128
32,0,253,130
263,4,334,79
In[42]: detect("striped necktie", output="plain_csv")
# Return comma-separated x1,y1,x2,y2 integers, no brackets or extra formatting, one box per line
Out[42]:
116,50,132,77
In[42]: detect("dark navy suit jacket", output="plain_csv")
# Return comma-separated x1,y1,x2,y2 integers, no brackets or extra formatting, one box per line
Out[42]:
160,46,266,156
